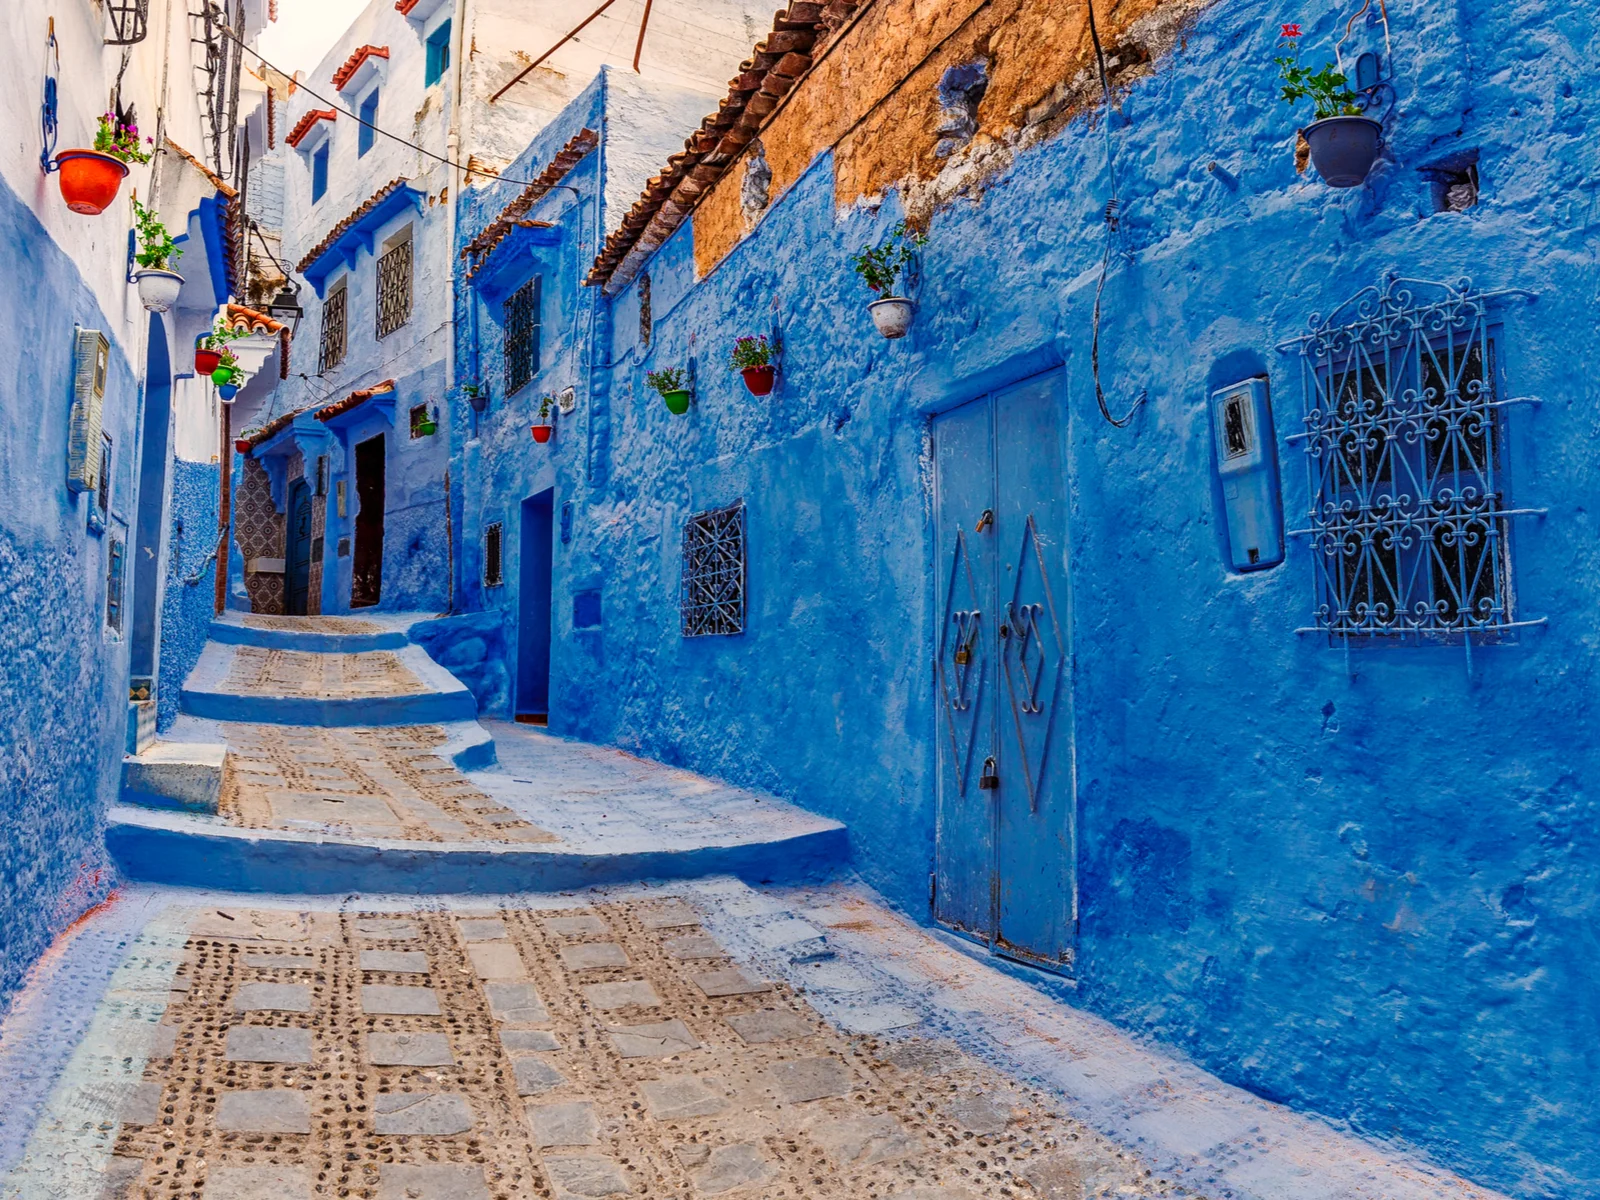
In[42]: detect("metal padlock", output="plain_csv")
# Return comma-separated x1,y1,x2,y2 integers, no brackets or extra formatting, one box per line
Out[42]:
953,645,971,666
978,756,999,790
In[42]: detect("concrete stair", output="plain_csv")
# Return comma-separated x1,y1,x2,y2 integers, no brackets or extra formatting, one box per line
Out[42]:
120,741,227,813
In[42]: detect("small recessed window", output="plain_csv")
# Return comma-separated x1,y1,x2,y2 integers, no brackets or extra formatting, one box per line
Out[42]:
426,21,452,87
311,142,329,203
483,522,503,587
409,404,432,438
358,88,379,157
681,502,745,637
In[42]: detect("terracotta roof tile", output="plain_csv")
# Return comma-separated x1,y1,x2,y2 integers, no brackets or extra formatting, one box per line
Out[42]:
224,304,286,335
294,177,410,275
165,137,237,198
395,0,419,12
462,129,598,277
286,108,336,148
332,45,389,90
586,2,860,290
240,406,309,450
314,380,397,422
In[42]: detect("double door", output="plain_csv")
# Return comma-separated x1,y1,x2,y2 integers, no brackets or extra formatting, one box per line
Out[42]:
932,371,1076,972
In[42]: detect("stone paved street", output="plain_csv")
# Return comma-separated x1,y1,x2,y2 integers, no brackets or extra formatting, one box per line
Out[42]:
0,876,1509,1200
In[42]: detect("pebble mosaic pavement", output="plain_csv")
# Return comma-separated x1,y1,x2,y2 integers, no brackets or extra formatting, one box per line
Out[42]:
218,725,555,844
102,900,1182,1200
221,649,426,700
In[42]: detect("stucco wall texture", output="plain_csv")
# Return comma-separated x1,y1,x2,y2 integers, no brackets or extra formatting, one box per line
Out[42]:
156,461,222,731
450,0,1599,1194
0,176,130,1015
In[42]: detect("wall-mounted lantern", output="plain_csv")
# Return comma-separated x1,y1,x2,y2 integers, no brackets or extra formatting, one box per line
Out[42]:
105,0,150,45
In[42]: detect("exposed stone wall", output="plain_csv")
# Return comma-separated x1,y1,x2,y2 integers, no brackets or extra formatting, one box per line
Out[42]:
694,0,1209,274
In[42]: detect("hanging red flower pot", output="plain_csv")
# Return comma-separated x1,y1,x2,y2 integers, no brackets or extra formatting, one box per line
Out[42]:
531,423,553,444
54,150,129,215
234,438,252,454
531,394,555,444
195,347,222,375
741,365,776,396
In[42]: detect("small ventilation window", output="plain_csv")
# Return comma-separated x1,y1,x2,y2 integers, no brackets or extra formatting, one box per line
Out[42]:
105,537,125,632
1423,151,1480,214
483,522,503,587
358,88,379,156
409,404,429,438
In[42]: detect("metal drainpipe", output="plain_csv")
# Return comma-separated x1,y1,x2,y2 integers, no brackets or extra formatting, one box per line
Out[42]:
442,0,469,614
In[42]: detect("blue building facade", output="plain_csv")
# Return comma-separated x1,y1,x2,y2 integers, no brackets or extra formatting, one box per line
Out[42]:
448,0,1598,1194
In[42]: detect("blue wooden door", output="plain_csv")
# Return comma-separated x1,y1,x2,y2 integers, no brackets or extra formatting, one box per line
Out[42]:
933,371,1076,971
286,479,312,616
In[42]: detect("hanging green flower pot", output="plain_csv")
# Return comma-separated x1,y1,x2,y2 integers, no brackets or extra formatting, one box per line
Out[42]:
211,364,236,385
661,390,692,415
646,367,692,415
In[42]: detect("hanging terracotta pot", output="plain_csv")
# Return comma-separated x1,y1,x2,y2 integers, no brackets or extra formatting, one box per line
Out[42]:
54,150,130,215
741,365,777,396
531,423,554,444
195,347,222,374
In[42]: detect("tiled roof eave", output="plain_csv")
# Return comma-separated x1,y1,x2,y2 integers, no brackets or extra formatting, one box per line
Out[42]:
461,129,598,277
585,1,865,290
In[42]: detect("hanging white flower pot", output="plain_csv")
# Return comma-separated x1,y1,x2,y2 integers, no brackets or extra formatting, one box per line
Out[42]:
134,269,184,313
868,297,915,339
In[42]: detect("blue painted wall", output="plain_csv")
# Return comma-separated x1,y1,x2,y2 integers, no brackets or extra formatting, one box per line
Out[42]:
157,460,221,731
445,5,1597,1194
0,174,135,1016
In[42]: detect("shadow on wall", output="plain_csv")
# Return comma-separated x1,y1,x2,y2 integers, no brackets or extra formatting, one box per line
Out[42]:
409,610,510,716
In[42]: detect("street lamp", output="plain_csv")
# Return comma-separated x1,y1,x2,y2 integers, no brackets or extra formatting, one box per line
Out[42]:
265,285,304,336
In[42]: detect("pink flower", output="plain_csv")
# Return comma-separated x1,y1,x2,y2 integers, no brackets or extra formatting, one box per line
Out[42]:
1280,22,1302,37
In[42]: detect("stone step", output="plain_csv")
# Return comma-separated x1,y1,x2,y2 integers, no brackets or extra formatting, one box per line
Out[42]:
121,742,229,813
208,612,424,654
179,642,478,728
103,804,849,894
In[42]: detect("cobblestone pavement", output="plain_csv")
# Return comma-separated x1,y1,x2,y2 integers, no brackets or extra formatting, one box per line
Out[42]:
1,879,1509,1200
13,896,1177,1200
219,725,555,844
221,648,425,700
237,616,383,633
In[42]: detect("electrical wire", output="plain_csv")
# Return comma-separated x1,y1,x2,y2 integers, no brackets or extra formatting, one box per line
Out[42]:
215,23,579,194
1083,0,1147,429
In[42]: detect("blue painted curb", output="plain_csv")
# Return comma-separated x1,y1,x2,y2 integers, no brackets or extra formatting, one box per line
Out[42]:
105,812,851,894
179,687,478,727
207,620,410,653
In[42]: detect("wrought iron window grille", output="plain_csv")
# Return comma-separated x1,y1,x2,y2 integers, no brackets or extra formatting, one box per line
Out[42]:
318,283,347,373
1279,276,1543,667
376,239,413,339
681,502,745,637
483,522,504,587
504,277,541,397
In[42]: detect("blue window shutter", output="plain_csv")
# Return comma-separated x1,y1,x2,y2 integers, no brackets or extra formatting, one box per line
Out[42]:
312,144,329,202
426,21,451,86
358,90,378,156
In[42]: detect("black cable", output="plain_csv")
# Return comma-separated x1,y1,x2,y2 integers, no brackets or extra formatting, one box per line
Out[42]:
248,218,291,280
1083,0,1147,429
216,23,580,195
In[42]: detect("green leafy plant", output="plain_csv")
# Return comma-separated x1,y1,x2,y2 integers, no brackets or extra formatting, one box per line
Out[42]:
847,220,927,296
216,346,239,370
95,112,153,164
198,320,249,352
131,199,181,271
1273,24,1361,119
647,367,686,395
728,335,775,371
536,394,556,419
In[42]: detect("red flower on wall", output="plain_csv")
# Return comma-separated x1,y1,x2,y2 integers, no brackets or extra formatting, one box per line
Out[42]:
1280,22,1302,37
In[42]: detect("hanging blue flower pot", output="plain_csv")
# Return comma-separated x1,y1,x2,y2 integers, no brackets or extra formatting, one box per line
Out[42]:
217,382,239,402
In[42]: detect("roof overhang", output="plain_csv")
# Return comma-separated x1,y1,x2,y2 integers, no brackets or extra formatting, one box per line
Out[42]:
300,182,427,298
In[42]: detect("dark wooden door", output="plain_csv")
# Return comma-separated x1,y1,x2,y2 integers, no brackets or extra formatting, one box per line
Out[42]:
285,478,312,615
351,434,385,608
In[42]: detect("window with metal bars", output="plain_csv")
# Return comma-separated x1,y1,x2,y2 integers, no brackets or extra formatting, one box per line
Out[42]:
1282,277,1542,653
483,522,504,587
377,231,412,339
319,280,347,372
503,277,541,397
106,538,125,632
681,502,746,637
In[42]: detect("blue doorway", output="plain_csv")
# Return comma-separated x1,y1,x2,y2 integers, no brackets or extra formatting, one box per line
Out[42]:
517,489,554,721
931,370,1077,973
129,314,172,693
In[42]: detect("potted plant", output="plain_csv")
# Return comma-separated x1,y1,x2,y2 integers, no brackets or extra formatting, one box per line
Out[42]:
730,335,778,396
211,347,239,386
235,431,259,454
1274,23,1382,188
218,382,239,403
131,199,183,312
461,381,489,413
847,220,927,338
531,395,555,444
55,113,151,215
195,321,244,374
647,367,693,415
416,408,439,436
